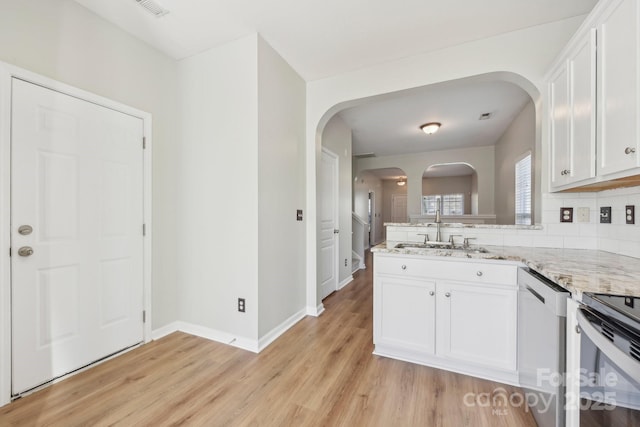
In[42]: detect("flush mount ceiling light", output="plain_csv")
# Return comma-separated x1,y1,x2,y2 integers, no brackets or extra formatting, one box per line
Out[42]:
396,178,407,186
420,122,441,135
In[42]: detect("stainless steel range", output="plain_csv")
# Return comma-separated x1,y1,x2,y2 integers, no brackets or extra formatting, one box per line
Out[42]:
575,293,640,426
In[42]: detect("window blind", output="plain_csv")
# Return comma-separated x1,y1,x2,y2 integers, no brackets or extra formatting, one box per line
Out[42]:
515,154,532,225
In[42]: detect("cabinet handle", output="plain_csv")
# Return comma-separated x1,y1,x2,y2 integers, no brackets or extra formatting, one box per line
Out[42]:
477,271,483,277
401,265,407,270
576,325,581,334
560,169,571,176
625,147,636,155
445,292,451,298
429,290,435,296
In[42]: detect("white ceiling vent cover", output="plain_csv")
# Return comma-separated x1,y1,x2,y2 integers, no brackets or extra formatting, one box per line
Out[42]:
135,0,170,17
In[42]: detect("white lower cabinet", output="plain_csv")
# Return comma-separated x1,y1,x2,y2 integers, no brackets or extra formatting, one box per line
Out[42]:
377,277,436,355
373,253,518,384
436,281,517,371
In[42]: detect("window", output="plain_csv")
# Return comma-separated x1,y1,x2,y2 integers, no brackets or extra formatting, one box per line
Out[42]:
422,194,464,215
515,153,532,225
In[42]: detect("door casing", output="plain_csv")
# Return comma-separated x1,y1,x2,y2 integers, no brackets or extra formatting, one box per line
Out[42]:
0,61,153,407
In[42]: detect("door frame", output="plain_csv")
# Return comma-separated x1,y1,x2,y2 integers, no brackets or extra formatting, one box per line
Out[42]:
0,61,153,406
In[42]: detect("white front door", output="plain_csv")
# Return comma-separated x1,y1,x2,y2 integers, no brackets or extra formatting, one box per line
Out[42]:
11,78,144,395
319,148,339,300
391,194,407,223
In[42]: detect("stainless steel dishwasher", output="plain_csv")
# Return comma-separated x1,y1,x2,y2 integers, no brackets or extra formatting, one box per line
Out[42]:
518,268,571,427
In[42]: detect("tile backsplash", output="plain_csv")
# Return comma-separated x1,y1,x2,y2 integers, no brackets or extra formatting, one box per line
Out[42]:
386,186,640,259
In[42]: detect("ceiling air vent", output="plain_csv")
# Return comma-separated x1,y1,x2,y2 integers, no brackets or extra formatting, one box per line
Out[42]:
354,153,376,158
478,112,493,121
135,0,170,17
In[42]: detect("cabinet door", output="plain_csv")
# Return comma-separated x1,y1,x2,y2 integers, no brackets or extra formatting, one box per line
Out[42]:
549,29,597,190
597,0,640,176
567,28,597,184
374,276,435,355
436,281,517,370
549,61,570,188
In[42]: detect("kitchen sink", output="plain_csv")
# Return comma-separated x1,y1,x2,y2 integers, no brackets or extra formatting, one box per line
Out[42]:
394,242,490,253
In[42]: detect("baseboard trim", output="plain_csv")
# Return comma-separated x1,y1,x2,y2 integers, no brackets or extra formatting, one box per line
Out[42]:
152,321,259,353
257,308,307,352
338,275,354,290
306,303,325,316
151,309,309,354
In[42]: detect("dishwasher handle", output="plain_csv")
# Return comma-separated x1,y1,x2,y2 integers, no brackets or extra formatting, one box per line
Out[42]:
525,285,545,304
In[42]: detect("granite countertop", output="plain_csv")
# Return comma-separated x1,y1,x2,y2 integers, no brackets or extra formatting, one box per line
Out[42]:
385,222,544,230
372,243,640,298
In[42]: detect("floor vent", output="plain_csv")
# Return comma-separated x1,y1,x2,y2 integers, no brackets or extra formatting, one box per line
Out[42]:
135,0,170,17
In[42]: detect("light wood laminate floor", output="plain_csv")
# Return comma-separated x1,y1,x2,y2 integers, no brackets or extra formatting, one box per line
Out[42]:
0,252,537,426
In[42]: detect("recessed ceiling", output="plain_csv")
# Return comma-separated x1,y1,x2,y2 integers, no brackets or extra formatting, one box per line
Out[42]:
74,0,597,81
340,79,532,157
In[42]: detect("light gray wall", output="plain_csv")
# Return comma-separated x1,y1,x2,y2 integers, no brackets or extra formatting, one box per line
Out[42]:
257,37,306,337
495,99,535,224
422,176,473,214
355,146,496,218
0,0,180,329
177,35,260,340
321,115,353,284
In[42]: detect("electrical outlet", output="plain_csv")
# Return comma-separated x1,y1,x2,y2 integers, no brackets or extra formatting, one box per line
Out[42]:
626,205,635,224
296,209,303,221
600,207,611,224
560,207,573,223
576,207,590,223
238,298,245,313
344,258,348,267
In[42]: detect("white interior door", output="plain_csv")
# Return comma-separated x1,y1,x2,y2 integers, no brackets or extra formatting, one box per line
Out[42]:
319,148,339,300
11,78,144,395
391,194,407,223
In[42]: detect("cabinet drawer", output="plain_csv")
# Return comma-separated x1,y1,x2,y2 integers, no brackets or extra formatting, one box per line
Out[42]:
374,255,517,286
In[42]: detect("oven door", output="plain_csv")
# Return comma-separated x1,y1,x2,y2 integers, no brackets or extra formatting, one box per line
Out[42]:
577,306,640,426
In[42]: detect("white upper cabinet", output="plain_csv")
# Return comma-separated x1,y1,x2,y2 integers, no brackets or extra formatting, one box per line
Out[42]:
597,0,640,176
549,29,597,190
548,0,640,191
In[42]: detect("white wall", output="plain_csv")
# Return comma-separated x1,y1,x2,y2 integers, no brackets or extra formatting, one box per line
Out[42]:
495,100,535,224
355,146,496,217
321,115,353,283
0,0,180,330
177,35,260,340
257,37,306,337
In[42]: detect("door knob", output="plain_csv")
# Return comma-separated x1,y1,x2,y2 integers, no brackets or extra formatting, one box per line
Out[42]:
625,147,636,155
18,225,33,236
18,246,34,257
445,292,451,298
333,229,340,234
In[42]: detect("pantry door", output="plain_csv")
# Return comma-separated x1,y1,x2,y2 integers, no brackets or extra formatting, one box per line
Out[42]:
11,78,144,395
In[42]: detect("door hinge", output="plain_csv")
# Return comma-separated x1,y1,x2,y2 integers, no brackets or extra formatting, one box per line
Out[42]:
143,223,146,236
8,248,11,257
143,137,146,150
143,310,146,323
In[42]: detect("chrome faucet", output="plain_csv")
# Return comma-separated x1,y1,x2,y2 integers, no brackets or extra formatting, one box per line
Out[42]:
435,199,442,242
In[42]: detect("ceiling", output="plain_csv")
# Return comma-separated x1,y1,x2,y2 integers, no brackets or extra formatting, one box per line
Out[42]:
74,0,597,174
339,79,532,158
75,0,597,81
